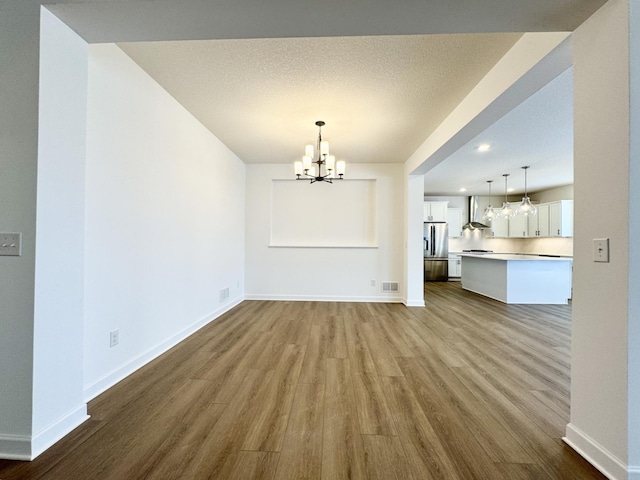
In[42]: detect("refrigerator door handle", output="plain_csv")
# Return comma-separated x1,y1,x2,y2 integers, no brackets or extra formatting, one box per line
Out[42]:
430,225,435,256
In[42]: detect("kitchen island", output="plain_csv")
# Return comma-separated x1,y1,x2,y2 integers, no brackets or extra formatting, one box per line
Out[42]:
460,253,572,304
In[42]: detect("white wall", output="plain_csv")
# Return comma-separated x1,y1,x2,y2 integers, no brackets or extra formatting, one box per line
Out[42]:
628,0,640,474
82,44,246,399
30,7,90,458
245,163,404,302
0,0,40,459
568,1,634,478
532,184,573,202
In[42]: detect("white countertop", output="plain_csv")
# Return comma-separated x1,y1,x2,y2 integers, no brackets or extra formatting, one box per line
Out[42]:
459,253,572,261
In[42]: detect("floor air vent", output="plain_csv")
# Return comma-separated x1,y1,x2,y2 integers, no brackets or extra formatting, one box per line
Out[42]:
382,282,399,293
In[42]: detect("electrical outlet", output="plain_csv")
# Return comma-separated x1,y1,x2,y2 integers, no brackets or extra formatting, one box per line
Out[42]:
110,329,119,348
0,232,22,256
371,279,376,287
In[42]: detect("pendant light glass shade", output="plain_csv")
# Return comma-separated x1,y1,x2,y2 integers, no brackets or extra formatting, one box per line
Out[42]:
516,166,537,216
496,174,515,218
482,180,496,221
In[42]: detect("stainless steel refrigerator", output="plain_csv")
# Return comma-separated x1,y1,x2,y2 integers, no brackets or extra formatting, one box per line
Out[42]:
424,222,449,281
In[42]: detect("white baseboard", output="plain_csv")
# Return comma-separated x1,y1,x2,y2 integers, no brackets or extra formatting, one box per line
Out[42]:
83,296,244,402
0,404,89,461
31,404,90,459
563,423,629,480
244,294,404,303
0,434,32,460
404,298,426,307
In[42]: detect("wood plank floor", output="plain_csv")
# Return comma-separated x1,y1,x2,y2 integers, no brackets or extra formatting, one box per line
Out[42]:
0,282,606,479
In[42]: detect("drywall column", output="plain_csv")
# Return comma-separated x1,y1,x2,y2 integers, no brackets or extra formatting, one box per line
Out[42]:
31,7,89,457
629,1,640,475
569,0,639,478
0,0,40,459
404,174,425,306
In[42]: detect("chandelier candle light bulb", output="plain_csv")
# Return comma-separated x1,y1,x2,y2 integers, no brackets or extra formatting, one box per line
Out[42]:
295,121,345,183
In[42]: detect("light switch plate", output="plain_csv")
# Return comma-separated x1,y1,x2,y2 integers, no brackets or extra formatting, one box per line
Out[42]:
0,233,22,256
593,238,609,263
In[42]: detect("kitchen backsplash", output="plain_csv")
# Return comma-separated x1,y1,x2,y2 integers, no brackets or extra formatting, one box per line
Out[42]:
449,230,573,256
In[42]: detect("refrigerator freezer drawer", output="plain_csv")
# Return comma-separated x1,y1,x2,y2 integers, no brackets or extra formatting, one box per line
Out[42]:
424,259,449,282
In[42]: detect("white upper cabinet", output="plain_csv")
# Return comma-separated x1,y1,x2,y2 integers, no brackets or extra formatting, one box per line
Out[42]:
447,208,463,238
509,214,528,238
424,201,448,222
490,215,509,238
500,201,572,238
549,200,573,237
528,203,550,237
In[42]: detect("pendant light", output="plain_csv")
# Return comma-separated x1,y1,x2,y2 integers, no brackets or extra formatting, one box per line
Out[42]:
516,166,537,216
497,173,514,218
482,180,496,221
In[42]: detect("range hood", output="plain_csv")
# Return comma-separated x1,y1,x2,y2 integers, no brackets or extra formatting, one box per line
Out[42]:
462,196,490,230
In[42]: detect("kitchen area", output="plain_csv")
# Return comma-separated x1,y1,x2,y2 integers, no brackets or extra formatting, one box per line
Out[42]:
423,191,574,304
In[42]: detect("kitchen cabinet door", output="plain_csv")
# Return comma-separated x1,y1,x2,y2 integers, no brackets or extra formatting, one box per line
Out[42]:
549,200,573,237
509,214,528,238
527,203,549,237
447,208,463,238
448,255,462,277
424,202,448,222
490,216,509,238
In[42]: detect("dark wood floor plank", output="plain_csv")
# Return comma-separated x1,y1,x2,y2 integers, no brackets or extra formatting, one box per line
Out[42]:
327,315,348,359
343,310,378,374
148,368,269,480
242,343,306,452
227,451,280,480
380,375,460,480
275,382,325,480
351,369,397,436
398,356,510,480
298,324,329,384
322,358,367,480
362,434,416,480
361,322,404,376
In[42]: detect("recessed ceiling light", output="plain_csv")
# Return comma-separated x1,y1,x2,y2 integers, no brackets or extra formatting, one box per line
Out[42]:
507,187,515,192
459,188,467,192
477,144,491,152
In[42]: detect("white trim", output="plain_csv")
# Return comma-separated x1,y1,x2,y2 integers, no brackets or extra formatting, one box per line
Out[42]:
31,404,90,460
244,294,403,303
268,244,378,249
404,298,426,307
563,423,628,480
630,466,640,480
83,296,244,402
0,434,32,461
0,404,89,460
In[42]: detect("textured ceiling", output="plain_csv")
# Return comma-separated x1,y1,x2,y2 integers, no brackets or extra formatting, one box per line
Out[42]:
45,0,597,195
424,67,573,196
118,34,521,165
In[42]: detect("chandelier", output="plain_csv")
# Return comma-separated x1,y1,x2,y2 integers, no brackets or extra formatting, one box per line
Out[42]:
294,121,345,183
